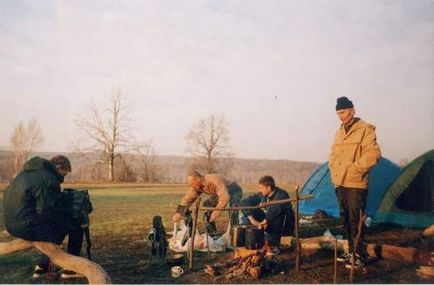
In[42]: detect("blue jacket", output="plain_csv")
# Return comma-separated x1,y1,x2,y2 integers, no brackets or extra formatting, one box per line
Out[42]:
241,187,294,222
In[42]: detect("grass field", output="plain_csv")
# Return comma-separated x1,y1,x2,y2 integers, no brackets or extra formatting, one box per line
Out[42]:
0,183,428,284
0,183,262,284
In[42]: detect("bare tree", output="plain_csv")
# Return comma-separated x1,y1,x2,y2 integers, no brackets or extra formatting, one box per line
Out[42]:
75,89,143,181
185,114,233,174
136,143,160,183
10,118,44,177
115,154,137,182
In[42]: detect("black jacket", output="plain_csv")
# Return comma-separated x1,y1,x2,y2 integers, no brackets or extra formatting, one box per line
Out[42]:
241,187,294,223
3,157,70,238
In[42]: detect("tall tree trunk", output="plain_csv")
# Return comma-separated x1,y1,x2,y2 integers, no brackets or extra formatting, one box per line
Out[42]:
108,155,114,181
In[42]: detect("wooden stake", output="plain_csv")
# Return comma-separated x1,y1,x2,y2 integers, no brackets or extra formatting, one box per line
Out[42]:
294,185,301,272
189,198,201,270
334,238,338,284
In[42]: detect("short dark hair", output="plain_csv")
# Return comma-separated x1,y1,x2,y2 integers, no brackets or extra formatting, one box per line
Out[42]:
258,175,275,189
188,170,203,179
50,155,72,172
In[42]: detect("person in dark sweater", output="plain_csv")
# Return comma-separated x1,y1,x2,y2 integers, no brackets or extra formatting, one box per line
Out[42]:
239,175,294,256
3,155,83,279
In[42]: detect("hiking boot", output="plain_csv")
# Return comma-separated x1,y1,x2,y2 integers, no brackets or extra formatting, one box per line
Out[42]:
32,264,61,279
61,270,84,279
336,251,352,263
45,264,62,280
32,265,47,279
345,254,365,269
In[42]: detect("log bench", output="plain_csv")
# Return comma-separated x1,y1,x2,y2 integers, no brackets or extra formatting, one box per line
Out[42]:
0,233,109,284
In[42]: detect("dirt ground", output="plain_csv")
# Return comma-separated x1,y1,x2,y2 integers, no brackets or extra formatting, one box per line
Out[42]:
96,223,432,284
1,223,432,284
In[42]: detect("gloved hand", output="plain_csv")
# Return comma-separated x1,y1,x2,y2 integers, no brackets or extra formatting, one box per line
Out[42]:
203,211,212,223
205,221,218,238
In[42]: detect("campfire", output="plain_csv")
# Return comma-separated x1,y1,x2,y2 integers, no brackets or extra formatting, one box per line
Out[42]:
204,242,280,280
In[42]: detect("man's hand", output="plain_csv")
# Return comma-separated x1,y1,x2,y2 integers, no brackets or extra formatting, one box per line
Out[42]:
259,219,268,229
173,213,182,223
247,215,260,226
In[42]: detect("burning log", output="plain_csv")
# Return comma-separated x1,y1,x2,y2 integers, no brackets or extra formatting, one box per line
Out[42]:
204,246,278,280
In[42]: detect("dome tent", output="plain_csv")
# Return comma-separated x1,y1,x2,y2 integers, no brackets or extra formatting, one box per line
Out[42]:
375,149,434,229
299,157,401,219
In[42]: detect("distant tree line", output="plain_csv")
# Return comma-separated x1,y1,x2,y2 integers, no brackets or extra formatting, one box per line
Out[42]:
1,89,320,186
0,150,319,186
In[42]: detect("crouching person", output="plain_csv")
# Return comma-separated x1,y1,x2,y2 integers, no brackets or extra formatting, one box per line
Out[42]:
239,175,294,257
173,171,243,237
3,155,84,280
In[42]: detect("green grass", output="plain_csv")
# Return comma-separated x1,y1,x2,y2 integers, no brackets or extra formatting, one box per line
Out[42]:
0,183,265,284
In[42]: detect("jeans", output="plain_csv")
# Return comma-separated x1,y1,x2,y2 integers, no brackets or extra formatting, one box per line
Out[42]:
31,218,84,270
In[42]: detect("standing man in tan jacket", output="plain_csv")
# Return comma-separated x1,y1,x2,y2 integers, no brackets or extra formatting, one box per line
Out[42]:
172,171,243,236
329,96,381,269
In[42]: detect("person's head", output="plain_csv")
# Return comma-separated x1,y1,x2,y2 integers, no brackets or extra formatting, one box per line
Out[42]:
50,155,71,177
258,175,275,197
335,96,355,125
187,170,204,190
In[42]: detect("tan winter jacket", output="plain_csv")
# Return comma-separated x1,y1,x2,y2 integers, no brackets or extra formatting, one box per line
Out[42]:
329,118,381,189
180,174,230,221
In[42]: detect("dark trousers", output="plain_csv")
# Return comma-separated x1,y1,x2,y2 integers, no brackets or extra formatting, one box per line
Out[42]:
202,183,243,226
240,209,291,247
31,219,84,269
335,187,367,256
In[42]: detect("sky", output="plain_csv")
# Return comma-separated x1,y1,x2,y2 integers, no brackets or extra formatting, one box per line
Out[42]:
0,0,433,163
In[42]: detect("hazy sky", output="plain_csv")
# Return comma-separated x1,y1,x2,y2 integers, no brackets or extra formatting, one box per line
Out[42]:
0,0,433,163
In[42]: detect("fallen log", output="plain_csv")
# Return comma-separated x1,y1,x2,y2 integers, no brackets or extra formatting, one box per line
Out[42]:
416,266,434,279
282,236,348,251
365,243,417,264
422,225,434,238
286,234,430,265
0,238,110,284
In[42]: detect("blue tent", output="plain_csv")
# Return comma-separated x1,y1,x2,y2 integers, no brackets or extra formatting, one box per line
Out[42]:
299,157,401,218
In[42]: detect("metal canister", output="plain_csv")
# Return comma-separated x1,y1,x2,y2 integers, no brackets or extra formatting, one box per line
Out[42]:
230,225,248,247
245,226,265,249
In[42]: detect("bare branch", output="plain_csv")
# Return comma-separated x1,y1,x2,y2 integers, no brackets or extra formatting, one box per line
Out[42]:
185,114,233,174
9,118,44,177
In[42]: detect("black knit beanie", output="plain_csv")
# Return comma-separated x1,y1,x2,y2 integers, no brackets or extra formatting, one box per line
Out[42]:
335,96,354,110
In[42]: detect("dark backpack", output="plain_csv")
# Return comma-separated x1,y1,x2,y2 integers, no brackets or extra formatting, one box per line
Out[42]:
64,189,93,259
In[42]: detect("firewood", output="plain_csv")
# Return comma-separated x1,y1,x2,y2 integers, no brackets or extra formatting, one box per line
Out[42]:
233,268,245,278
249,266,261,279
235,248,261,259
240,262,247,272
416,266,434,279
204,265,216,277
422,225,434,238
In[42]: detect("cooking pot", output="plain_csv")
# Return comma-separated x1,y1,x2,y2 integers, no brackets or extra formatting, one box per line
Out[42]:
245,226,264,249
230,225,249,247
